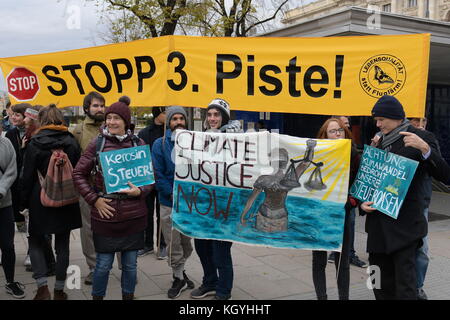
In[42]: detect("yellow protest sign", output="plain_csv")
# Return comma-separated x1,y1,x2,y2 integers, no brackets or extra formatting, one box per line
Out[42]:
0,34,429,117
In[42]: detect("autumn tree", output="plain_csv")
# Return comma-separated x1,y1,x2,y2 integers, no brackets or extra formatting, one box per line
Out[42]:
91,0,290,41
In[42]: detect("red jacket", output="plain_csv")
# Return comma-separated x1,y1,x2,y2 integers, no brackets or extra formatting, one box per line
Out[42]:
73,133,153,237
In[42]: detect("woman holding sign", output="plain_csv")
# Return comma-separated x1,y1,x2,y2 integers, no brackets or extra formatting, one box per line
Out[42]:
311,118,360,300
73,101,152,300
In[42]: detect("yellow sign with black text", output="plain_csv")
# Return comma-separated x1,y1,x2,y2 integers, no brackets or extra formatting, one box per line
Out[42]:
0,34,430,116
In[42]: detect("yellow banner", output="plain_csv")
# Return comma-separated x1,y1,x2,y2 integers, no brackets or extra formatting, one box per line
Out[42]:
0,34,430,117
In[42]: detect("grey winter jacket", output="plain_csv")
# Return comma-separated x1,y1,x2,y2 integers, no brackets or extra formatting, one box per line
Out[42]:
0,136,17,208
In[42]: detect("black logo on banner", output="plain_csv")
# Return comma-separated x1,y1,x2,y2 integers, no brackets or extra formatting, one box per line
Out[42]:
359,54,406,98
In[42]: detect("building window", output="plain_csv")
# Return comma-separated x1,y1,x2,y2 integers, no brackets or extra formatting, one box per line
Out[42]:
382,4,391,12
407,0,417,7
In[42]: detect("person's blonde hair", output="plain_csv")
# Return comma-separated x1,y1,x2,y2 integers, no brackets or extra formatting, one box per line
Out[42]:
38,104,65,127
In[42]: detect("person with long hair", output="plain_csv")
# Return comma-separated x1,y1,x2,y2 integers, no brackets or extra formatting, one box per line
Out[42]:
20,104,82,300
312,117,360,300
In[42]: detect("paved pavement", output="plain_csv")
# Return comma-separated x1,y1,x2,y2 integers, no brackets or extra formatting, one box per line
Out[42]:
1,191,449,300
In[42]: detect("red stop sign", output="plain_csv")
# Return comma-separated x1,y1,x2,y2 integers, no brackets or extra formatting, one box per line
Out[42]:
7,67,40,101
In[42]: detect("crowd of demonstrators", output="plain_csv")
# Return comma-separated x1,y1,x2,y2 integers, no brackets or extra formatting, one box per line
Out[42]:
361,95,450,300
311,118,360,300
73,101,152,300
190,98,241,301
2,92,450,302
137,107,167,259
328,116,367,269
151,106,195,299
20,104,82,300
70,91,106,285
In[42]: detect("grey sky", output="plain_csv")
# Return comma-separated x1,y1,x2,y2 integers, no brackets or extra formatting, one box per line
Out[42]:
0,0,106,91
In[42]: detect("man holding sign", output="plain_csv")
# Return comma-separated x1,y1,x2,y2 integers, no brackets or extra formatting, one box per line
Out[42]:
361,95,450,300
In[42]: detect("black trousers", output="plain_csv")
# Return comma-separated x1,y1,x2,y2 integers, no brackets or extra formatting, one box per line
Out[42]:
29,232,70,282
368,240,420,300
312,206,351,300
144,189,165,249
11,184,25,223
0,206,16,283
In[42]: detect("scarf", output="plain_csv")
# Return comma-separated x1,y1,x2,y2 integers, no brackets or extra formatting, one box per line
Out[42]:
380,119,410,152
102,127,130,142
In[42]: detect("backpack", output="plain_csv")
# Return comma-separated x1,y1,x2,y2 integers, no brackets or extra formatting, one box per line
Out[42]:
38,149,79,207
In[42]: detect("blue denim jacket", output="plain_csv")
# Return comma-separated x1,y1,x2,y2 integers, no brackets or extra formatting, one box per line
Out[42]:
151,129,174,207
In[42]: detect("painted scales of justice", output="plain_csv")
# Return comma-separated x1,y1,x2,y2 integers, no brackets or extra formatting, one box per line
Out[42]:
240,139,327,233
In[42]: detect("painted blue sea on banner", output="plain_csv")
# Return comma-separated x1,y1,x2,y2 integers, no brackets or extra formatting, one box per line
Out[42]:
172,181,345,250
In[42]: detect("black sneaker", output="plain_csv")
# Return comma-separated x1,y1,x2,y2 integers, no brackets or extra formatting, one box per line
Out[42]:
191,285,216,299
417,288,428,300
183,271,195,289
213,294,232,300
350,255,368,268
5,282,26,299
138,246,154,257
167,277,187,299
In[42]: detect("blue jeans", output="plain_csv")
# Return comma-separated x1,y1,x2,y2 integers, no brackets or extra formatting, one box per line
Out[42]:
92,250,138,297
194,239,233,297
416,208,429,289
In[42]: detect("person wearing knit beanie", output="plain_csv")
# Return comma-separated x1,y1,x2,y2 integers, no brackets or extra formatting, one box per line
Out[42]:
105,101,132,132
363,95,450,301
165,106,187,129
371,95,405,120
204,99,230,130
152,106,165,119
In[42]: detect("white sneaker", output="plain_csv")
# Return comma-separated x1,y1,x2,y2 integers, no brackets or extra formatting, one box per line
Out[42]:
23,255,31,267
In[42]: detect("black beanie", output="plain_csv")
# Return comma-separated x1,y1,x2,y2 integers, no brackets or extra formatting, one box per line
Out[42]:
152,106,165,118
371,95,405,120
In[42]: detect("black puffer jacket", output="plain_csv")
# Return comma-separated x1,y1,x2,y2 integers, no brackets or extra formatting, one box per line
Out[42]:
20,126,82,236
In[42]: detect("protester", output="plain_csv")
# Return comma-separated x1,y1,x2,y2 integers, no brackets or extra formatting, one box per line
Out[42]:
20,104,82,300
6,103,30,233
0,123,26,299
137,106,167,259
409,117,427,130
408,116,438,300
328,116,367,269
2,102,14,132
20,106,57,275
190,98,241,301
361,95,450,300
311,118,359,300
70,91,106,285
73,101,152,300
152,106,195,299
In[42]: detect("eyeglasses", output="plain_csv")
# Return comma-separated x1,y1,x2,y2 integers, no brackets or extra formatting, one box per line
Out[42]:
328,128,345,135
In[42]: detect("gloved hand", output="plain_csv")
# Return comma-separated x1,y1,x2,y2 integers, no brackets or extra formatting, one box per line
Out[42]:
220,120,242,133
